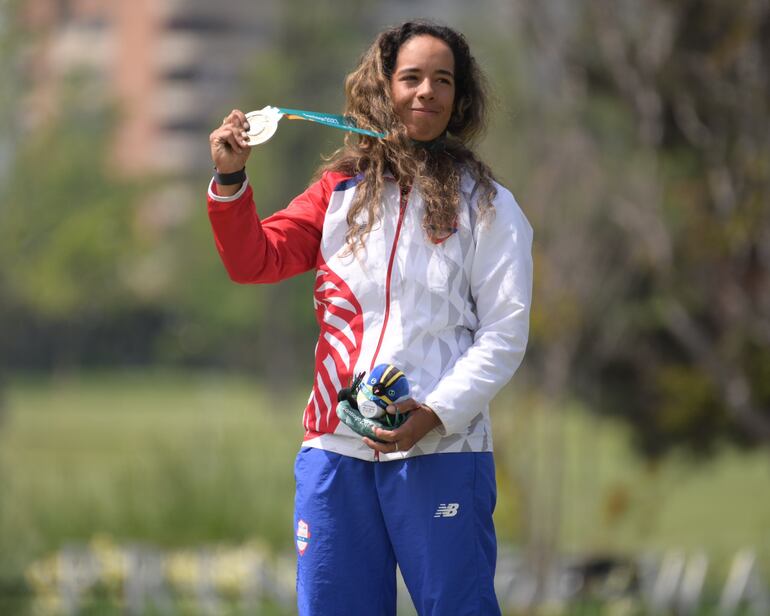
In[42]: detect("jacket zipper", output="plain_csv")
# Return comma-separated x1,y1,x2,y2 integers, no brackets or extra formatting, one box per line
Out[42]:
370,185,409,372
371,184,410,462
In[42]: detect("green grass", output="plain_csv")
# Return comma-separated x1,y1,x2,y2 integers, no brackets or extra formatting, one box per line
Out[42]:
491,389,770,584
0,370,306,578
0,371,768,610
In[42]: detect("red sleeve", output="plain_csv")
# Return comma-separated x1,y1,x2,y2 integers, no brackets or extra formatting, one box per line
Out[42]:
207,171,350,284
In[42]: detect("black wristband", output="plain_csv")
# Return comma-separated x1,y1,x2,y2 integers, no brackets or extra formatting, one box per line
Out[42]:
213,167,246,186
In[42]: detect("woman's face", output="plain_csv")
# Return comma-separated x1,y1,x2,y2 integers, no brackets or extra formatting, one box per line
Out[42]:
390,35,456,142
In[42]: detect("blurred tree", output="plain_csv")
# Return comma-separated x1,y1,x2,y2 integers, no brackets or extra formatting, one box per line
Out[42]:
471,5,769,601
0,0,22,181
229,0,378,389
0,79,158,370
502,0,770,456
5,0,767,459
0,0,24,414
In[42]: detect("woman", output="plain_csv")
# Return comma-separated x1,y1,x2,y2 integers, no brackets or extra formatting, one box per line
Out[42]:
207,20,532,616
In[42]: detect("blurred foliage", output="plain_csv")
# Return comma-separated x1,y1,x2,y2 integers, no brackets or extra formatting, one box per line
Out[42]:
0,0,23,179
592,0,770,456
1,93,141,318
479,0,770,457
0,75,160,369
0,372,304,578
230,0,378,386
1,0,769,457
125,0,382,383
2,374,768,609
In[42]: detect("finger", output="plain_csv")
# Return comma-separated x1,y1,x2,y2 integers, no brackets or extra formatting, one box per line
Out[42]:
224,134,242,154
363,437,405,454
362,437,393,453
230,128,250,149
221,115,236,131
236,124,251,146
372,426,398,442
385,397,419,415
224,109,250,132
211,127,234,146
233,109,250,131
218,127,246,153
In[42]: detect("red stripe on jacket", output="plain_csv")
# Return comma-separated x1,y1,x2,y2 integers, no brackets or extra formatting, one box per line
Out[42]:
207,171,350,283
208,171,362,439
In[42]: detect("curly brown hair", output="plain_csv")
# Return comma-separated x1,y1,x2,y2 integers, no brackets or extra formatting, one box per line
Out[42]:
317,20,498,252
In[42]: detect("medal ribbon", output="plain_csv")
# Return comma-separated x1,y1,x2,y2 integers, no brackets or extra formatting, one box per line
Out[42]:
276,107,386,138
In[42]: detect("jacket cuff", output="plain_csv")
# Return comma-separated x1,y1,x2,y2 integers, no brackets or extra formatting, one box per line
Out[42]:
208,177,249,202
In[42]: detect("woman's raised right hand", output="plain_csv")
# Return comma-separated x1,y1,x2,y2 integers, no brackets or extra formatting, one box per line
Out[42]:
209,109,252,173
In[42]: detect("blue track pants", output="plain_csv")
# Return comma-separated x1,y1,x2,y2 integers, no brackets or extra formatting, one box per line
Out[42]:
293,447,501,616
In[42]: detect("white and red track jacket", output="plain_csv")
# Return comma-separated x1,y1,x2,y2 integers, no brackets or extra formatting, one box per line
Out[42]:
207,170,533,461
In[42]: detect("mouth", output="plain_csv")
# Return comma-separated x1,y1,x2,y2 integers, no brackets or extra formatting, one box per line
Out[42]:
411,108,439,114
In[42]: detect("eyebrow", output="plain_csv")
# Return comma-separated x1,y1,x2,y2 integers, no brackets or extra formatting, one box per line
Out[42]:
397,67,455,78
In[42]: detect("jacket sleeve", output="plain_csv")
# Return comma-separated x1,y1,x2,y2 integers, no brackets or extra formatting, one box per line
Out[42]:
207,171,347,284
424,186,534,436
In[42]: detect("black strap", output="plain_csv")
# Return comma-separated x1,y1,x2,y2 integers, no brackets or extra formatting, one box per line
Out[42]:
213,167,246,186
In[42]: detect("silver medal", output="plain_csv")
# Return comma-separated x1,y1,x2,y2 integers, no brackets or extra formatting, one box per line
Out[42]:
244,106,282,146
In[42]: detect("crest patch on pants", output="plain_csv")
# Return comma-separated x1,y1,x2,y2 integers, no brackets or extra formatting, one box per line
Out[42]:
296,519,311,555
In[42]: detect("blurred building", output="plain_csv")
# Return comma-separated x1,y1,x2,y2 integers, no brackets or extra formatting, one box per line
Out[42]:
22,0,278,176
20,0,483,178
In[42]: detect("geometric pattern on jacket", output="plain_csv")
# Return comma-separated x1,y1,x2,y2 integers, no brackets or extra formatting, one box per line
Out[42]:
208,169,533,461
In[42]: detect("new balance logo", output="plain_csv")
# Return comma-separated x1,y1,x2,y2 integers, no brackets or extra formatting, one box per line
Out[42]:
434,503,460,518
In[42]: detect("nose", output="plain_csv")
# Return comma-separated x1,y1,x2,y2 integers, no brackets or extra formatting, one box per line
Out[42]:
416,77,434,99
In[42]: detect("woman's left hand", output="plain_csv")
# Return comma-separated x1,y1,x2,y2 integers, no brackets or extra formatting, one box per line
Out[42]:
362,398,443,454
